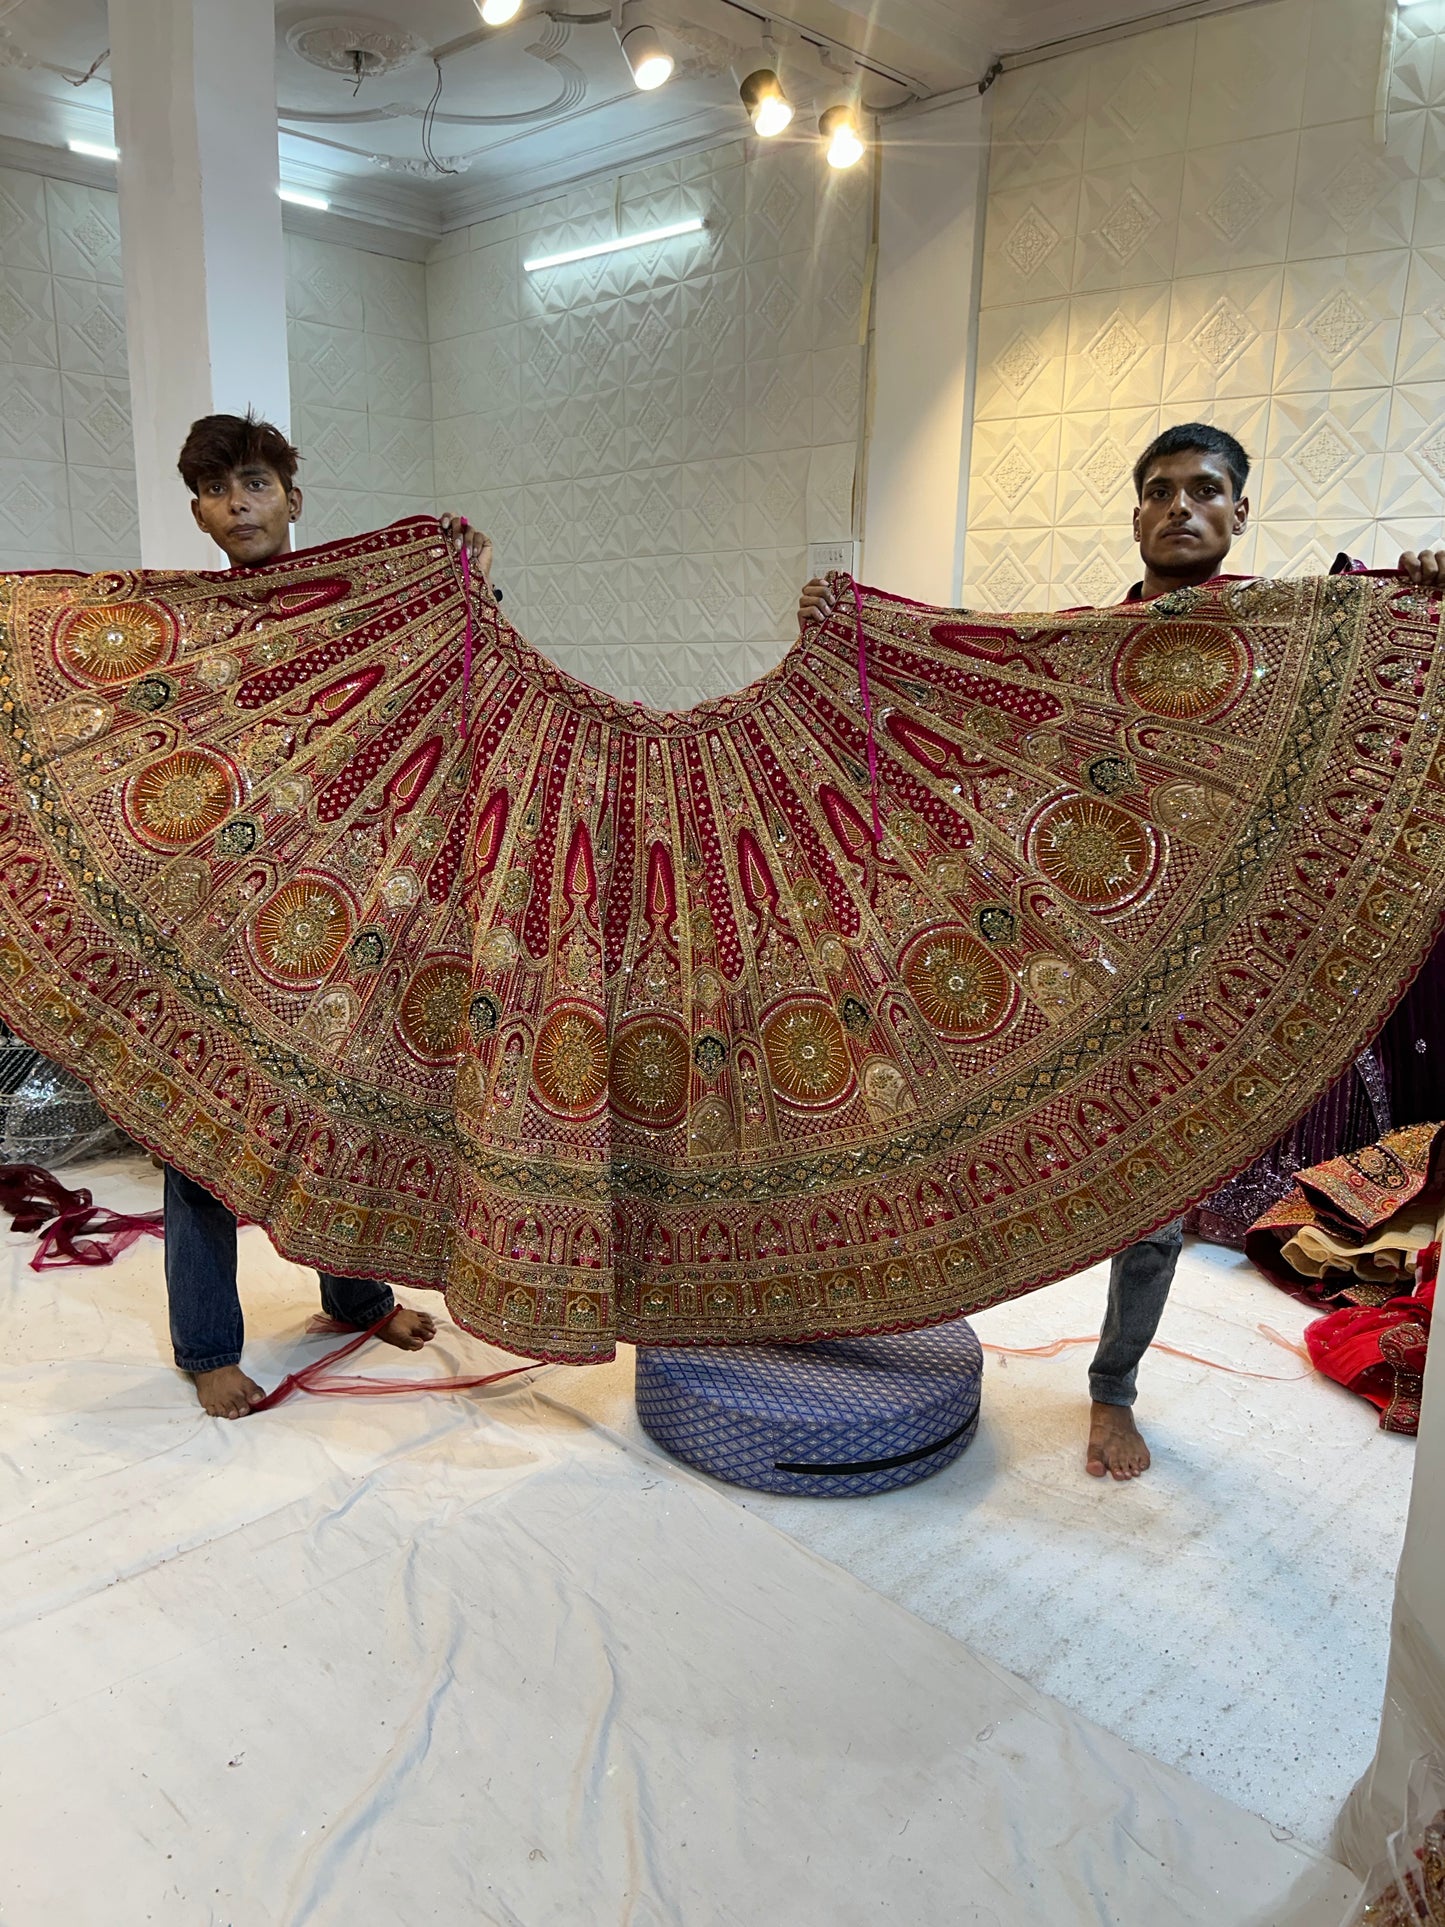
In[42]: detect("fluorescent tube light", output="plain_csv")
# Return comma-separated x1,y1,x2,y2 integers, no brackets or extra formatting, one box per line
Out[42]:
523,217,703,273
69,139,119,161
279,186,329,211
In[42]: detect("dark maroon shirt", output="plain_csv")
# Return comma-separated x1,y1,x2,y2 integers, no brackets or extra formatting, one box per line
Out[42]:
1122,553,1366,602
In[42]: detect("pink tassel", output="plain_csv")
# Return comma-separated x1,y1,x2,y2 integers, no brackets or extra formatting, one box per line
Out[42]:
457,517,475,742
850,578,884,846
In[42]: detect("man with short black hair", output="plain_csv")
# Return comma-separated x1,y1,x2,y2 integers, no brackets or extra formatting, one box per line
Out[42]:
167,411,493,1418
799,421,1444,1479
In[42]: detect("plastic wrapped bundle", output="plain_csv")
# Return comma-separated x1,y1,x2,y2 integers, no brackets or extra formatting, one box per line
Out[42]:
0,1025,132,1166
1346,1755,1445,1925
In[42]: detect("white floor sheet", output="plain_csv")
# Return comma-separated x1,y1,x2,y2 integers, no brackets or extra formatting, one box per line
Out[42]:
0,1155,1373,1925
553,1237,1415,1853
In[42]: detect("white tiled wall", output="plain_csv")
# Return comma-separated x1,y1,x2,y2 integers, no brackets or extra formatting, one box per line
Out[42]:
285,235,436,550
0,170,435,573
964,0,1445,610
0,168,136,571
427,139,870,707
2,145,865,711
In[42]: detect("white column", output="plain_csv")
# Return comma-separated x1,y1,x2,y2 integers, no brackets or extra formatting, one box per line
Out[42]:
1336,1276,1445,1873
861,93,988,606
109,0,291,568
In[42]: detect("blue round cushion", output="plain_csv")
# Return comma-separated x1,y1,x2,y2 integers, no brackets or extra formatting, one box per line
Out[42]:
635,1319,983,1496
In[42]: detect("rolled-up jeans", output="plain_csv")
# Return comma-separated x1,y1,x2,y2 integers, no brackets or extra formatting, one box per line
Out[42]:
164,1165,394,1373
1088,1219,1184,1408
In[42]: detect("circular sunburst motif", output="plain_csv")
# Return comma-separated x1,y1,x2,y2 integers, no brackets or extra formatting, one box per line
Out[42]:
56,599,176,686
533,1004,609,1117
1113,621,1250,720
125,748,240,849
397,958,471,1063
760,999,853,1109
250,877,352,985
609,1015,689,1129
1031,795,1155,907
902,928,1013,1037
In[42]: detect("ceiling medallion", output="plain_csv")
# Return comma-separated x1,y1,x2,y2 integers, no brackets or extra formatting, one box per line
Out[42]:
287,15,425,79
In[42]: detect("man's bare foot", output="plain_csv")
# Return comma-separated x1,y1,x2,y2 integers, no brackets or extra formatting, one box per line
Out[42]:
376,1305,438,1352
1087,1401,1152,1480
191,1364,267,1419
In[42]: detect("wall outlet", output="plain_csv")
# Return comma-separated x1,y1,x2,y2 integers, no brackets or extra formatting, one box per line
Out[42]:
807,540,859,577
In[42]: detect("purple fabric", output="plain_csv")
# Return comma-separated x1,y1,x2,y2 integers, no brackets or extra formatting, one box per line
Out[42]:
1377,930,1445,1132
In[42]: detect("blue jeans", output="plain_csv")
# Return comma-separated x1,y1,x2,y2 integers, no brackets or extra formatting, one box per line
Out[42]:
1088,1220,1183,1407
164,1166,394,1373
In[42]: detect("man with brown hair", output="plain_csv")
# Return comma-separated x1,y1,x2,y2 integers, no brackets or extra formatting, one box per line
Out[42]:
167,411,493,1418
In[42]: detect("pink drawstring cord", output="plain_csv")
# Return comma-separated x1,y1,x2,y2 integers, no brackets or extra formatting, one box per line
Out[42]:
457,516,475,742
250,1307,536,1412
850,577,883,846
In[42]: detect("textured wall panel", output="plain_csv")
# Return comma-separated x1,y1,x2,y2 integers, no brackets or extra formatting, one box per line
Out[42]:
965,0,1445,610
427,141,871,709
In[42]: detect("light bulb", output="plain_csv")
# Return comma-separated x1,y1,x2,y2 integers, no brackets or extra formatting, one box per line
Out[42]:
820,103,865,169
480,0,522,23
827,124,863,168
633,50,673,88
755,94,794,137
740,68,794,138
621,23,674,90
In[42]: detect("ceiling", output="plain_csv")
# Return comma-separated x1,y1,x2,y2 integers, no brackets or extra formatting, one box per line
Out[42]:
0,0,1255,241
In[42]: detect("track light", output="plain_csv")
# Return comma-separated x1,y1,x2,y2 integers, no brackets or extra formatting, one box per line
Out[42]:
819,102,864,169
620,21,674,90
740,68,793,138
479,0,523,22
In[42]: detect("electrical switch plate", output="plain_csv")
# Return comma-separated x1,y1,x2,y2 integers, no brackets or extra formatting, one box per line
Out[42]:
807,540,859,577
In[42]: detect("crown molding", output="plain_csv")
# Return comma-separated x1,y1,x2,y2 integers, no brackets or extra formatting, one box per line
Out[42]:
0,129,116,192
433,105,742,231
280,200,436,260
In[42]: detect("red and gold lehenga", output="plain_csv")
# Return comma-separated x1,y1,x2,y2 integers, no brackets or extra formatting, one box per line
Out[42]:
0,518,1442,1364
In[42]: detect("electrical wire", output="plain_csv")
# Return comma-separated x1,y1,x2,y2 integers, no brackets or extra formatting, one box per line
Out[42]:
64,46,110,87
420,55,460,174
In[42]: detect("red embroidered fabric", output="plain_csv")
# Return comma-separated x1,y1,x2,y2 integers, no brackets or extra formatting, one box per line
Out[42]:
1246,1124,1443,1433
1,523,1443,1363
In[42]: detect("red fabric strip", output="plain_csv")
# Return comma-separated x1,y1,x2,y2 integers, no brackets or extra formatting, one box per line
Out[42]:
249,1308,537,1412
0,1162,163,1269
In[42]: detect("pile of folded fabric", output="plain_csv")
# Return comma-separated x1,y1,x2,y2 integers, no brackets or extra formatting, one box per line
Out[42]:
1247,1124,1441,1436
